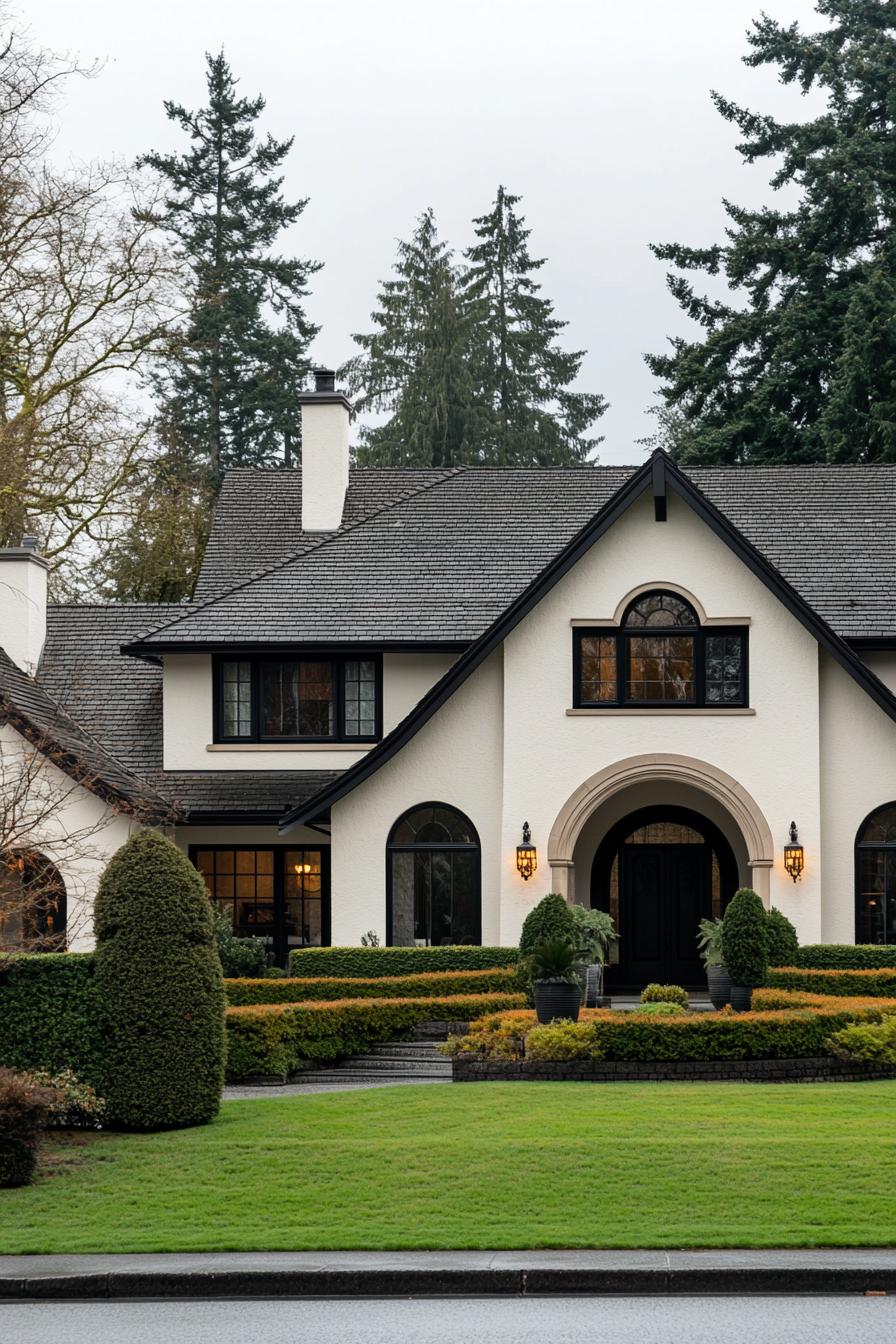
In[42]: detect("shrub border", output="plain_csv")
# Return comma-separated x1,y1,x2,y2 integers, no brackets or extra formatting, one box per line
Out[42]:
453,1056,896,1083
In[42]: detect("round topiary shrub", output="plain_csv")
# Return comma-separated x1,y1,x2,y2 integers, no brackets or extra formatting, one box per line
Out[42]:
640,983,689,1007
94,830,225,1130
721,888,769,989
519,893,576,956
766,907,799,966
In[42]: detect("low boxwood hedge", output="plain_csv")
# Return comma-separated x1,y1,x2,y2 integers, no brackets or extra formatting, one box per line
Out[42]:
790,944,896,970
445,990,896,1064
288,946,518,978
225,966,522,1005
0,954,101,1084
766,967,896,997
225,991,526,1080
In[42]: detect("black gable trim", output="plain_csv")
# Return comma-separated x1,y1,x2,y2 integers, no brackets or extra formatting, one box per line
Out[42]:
280,450,896,831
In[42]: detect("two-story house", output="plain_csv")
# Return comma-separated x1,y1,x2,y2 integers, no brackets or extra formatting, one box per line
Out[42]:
3,368,896,988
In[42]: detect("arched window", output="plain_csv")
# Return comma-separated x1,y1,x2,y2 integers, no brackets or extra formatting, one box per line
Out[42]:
574,588,747,708
856,804,896,944
0,849,67,951
387,804,480,947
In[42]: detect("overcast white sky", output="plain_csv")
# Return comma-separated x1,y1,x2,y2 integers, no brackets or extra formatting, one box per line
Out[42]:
30,0,825,464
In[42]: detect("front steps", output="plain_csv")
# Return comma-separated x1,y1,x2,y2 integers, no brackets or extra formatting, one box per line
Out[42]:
295,1038,453,1085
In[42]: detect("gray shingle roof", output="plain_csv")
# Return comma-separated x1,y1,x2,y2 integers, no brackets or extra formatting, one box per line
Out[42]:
0,646,170,817
37,607,336,820
134,463,896,647
194,466,462,599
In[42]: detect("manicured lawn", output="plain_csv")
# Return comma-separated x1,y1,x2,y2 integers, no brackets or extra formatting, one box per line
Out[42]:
3,1083,896,1251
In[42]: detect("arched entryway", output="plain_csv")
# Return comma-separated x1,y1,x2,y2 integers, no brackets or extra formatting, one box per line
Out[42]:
591,806,739,990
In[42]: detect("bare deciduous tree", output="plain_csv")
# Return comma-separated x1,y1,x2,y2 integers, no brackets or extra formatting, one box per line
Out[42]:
0,7,179,594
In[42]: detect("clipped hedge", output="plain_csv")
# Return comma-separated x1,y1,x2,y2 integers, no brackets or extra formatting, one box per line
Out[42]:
766,967,896,997
790,944,896,970
288,946,518,978
446,990,896,1064
0,954,101,1084
225,991,526,1081
94,830,225,1130
226,966,522,1005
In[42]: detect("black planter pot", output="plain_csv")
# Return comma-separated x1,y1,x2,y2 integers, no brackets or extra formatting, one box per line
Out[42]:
533,980,581,1024
706,964,732,1011
730,984,753,1013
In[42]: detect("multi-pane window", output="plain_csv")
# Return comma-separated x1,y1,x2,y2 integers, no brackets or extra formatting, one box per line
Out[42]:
343,660,377,737
194,846,328,966
216,656,380,742
855,805,896,945
388,805,481,948
574,591,747,709
221,660,252,738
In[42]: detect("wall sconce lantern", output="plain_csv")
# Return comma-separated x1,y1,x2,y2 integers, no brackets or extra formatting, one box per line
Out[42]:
516,822,538,882
783,821,804,883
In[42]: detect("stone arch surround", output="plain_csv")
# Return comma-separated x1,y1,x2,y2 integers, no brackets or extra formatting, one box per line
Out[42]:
547,753,775,905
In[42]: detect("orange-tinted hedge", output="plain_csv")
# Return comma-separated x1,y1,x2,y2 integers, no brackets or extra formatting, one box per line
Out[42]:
224,966,521,1005
765,967,896,997
444,990,896,1064
224,991,526,1081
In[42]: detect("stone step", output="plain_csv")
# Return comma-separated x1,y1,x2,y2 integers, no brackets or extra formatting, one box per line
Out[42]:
331,1055,452,1074
365,1042,445,1059
296,1069,451,1084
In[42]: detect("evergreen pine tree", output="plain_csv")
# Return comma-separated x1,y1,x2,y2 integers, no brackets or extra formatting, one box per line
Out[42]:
141,51,320,477
646,1,896,464
465,185,606,464
346,209,474,467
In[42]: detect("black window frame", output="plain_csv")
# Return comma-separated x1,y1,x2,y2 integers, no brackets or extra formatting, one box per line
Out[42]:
854,802,896,945
385,801,482,948
572,593,749,709
213,652,383,744
190,843,331,967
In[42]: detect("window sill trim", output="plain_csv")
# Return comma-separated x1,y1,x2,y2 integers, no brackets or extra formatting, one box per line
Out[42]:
566,707,756,716
206,742,373,752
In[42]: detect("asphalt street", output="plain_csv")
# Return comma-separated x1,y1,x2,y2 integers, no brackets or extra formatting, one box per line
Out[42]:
1,1295,894,1344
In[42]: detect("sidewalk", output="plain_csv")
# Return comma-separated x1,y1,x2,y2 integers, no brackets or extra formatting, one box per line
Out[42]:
3,1249,896,1298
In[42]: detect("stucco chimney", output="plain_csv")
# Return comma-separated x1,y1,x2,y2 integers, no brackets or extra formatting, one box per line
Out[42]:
299,367,351,532
0,536,49,675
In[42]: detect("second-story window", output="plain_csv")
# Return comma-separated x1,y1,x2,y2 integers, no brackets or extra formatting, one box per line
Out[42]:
216,655,381,743
574,591,748,709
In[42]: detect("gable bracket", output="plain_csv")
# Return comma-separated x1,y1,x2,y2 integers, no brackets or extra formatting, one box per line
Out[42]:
651,453,667,522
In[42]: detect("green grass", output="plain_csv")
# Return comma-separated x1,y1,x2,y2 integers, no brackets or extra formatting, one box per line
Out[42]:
3,1083,896,1251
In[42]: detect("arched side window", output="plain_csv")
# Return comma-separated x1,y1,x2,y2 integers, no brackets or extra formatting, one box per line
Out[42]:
0,849,67,951
387,804,481,948
855,804,896,944
574,589,748,708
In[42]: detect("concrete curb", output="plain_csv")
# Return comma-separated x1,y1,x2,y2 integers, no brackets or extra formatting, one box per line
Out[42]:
3,1251,896,1298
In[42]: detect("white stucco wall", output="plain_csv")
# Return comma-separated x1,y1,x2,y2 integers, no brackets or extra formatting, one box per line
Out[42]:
317,652,504,946
819,652,896,943
861,652,896,696
0,723,141,951
162,651,456,771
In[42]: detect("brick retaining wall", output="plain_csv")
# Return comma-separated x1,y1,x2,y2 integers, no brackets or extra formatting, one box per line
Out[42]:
452,1056,896,1083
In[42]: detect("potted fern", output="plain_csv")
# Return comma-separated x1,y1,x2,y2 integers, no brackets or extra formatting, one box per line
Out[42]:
697,917,731,1009
530,940,582,1024
569,905,616,1007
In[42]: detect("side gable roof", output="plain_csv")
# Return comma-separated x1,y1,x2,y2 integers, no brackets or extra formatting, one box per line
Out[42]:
0,647,172,820
280,451,896,829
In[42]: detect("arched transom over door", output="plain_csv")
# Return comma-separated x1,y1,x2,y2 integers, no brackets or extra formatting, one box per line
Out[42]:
856,804,896,945
591,806,739,990
387,803,481,947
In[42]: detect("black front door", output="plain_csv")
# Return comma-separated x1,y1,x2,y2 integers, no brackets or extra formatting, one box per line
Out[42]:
591,805,739,992
619,844,710,988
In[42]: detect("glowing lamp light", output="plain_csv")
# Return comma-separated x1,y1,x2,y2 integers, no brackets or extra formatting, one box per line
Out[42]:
294,862,312,876
783,821,804,883
516,822,538,882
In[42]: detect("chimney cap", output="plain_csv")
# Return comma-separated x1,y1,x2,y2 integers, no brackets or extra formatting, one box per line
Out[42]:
21,535,38,551
313,367,336,394
299,367,352,411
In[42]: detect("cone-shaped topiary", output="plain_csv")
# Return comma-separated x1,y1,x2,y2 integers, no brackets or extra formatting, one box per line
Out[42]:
721,888,769,989
765,907,799,966
94,830,225,1130
519,893,576,956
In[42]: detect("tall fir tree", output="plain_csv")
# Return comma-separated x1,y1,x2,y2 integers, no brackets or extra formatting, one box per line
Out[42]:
464,185,606,464
345,209,475,467
646,0,896,464
141,51,320,477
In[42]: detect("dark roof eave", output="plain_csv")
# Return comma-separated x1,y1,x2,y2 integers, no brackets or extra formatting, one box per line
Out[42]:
279,450,896,832
122,639,471,658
